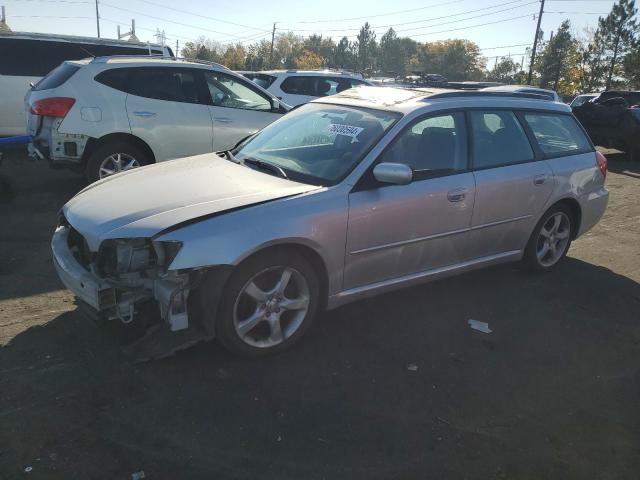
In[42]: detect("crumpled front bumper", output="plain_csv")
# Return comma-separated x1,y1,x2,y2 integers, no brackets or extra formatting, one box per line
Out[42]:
51,226,116,311
51,226,192,331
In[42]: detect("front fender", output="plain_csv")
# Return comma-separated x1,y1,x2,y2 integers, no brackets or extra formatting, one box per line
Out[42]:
155,189,349,296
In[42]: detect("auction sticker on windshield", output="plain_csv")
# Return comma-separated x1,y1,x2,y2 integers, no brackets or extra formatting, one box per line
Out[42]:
328,124,364,138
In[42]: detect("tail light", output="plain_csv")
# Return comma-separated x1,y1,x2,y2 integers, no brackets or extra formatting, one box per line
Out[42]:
30,97,76,117
595,151,607,179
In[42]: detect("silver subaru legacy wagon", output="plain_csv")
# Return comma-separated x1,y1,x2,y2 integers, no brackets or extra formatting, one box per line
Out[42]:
52,87,609,357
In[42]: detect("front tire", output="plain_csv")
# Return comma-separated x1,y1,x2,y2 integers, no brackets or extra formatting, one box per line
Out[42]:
524,205,574,271
214,250,320,357
85,142,150,182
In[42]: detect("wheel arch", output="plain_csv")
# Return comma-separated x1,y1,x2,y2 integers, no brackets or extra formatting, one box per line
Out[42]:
235,242,330,310
82,132,156,165
553,197,582,239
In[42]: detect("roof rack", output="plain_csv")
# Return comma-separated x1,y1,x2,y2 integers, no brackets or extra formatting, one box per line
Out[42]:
283,68,363,77
89,55,228,70
427,90,552,101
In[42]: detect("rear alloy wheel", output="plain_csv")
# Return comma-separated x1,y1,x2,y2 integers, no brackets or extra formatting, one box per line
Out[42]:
85,142,149,182
215,250,319,357
524,206,573,271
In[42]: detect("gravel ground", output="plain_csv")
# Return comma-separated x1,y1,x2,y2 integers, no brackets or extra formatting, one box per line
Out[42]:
1,148,639,479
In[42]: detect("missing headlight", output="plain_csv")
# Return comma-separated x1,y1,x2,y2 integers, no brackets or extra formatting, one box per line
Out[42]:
153,241,183,270
98,238,155,276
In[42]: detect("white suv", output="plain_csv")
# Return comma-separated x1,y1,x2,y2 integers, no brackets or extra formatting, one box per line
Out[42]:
242,70,373,107
26,56,288,181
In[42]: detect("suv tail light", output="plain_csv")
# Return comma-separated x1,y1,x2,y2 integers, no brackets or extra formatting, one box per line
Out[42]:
30,97,76,117
595,151,607,179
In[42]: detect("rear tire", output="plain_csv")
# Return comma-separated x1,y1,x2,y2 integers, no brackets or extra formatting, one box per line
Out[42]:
85,142,150,183
212,249,320,357
523,205,574,272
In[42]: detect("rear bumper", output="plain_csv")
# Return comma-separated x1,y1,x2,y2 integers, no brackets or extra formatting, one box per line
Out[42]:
51,226,116,311
578,186,609,237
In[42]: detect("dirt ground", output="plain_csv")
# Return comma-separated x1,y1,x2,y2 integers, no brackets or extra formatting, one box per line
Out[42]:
1,147,639,480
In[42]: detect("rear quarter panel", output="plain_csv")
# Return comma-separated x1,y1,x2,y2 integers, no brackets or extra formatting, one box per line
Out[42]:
543,151,608,236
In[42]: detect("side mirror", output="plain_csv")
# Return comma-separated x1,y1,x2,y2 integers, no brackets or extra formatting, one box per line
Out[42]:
373,162,413,185
271,98,280,111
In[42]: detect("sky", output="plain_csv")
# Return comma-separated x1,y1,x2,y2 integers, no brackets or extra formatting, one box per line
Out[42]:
3,0,617,64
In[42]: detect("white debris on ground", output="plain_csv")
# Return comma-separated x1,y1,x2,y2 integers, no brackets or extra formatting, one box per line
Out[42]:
468,319,492,334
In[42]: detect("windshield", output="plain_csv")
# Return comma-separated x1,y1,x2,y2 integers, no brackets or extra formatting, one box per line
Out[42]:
232,103,400,185
571,95,594,107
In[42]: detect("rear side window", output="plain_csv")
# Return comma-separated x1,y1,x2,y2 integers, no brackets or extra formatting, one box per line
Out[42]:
469,111,534,169
95,68,129,91
32,63,80,90
250,73,277,89
280,76,316,96
523,113,592,156
128,68,203,104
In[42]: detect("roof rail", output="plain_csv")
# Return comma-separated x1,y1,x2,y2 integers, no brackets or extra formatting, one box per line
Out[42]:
427,90,552,101
89,55,228,70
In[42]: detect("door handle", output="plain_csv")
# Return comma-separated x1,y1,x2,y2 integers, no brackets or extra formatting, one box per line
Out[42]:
447,188,467,202
133,111,157,117
214,117,233,123
533,174,547,185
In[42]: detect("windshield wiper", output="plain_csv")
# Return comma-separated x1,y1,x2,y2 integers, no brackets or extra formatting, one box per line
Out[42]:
243,158,289,179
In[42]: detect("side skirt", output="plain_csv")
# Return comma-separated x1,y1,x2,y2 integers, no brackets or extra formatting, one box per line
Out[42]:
327,250,522,310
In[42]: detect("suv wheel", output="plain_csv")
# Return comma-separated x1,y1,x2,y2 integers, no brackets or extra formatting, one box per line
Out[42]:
524,205,574,271
213,250,319,357
86,142,150,182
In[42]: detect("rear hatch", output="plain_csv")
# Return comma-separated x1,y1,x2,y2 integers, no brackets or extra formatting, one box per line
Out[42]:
25,61,82,136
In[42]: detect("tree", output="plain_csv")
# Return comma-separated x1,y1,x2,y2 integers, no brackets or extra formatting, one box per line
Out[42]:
535,20,581,94
623,45,640,88
355,23,377,74
334,36,356,70
486,57,521,83
379,28,407,75
597,0,638,88
223,44,246,70
181,36,223,62
275,32,305,68
294,50,325,69
410,39,484,80
245,39,273,70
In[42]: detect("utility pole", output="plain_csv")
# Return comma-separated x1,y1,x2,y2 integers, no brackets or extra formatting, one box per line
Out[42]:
176,39,179,57
526,0,545,85
269,22,276,66
95,0,100,38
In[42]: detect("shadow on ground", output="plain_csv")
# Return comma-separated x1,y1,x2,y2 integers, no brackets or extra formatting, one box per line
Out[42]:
2,257,639,479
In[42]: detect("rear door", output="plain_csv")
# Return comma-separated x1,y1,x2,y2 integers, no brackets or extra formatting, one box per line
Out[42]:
344,112,475,289
125,67,213,161
467,110,554,258
203,71,282,151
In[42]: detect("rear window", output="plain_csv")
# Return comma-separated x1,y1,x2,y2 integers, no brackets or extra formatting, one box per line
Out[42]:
280,76,361,97
523,113,592,156
32,63,80,91
250,73,277,89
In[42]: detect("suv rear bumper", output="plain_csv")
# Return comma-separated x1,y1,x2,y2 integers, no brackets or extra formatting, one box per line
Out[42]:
578,186,609,236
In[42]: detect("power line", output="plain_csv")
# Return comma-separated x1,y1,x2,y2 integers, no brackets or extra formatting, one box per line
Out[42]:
282,0,536,33
99,1,252,40
6,0,90,3
480,42,532,50
285,0,466,24
130,0,272,33
401,13,537,39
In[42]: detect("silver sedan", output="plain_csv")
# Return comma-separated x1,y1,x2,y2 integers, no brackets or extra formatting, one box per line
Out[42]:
52,87,609,357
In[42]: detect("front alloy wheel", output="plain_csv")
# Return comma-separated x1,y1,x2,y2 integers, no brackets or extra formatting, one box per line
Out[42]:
213,250,320,356
234,266,310,348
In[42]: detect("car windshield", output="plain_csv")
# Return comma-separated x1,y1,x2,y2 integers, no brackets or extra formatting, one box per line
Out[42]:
231,103,400,186
571,95,594,107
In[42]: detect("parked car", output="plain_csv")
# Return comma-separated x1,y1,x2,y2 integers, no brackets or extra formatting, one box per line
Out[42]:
481,85,561,102
570,93,598,108
26,56,288,181
0,31,172,137
247,69,373,106
572,91,640,160
52,87,608,358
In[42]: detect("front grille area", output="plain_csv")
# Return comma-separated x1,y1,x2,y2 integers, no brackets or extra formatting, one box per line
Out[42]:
67,226,93,270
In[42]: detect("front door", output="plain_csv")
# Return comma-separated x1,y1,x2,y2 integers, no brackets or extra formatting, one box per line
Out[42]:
466,110,554,258
204,71,282,151
125,67,213,161
344,112,475,290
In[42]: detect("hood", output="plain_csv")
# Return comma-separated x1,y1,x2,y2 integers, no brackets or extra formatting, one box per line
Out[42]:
64,153,319,251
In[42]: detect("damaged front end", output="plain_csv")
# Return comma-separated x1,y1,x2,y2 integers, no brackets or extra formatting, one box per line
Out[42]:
52,219,210,360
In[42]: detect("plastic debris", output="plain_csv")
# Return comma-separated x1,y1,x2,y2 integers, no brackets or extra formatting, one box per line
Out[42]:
468,319,492,334
407,364,419,372
131,471,145,480
24,466,33,473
